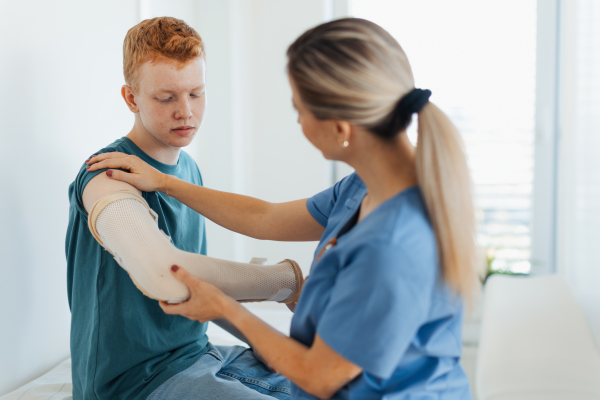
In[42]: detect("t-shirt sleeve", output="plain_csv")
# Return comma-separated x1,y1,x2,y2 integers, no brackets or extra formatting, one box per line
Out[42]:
316,241,436,379
71,148,128,219
72,165,108,219
195,164,204,187
306,174,354,227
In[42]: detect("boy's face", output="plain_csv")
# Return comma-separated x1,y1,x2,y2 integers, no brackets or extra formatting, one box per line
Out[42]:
129,57,206,149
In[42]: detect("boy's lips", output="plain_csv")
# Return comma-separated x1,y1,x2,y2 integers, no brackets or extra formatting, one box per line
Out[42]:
172,126,194,137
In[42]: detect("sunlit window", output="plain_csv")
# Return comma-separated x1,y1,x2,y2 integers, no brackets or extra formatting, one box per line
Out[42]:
351,0,537,274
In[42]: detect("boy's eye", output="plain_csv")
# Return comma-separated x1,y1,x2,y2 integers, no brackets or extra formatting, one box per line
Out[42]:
158,97,173,102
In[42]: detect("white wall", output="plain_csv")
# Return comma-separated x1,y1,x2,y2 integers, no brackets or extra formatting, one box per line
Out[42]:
221,0,335,271
148,0,348,272
0,0,139,395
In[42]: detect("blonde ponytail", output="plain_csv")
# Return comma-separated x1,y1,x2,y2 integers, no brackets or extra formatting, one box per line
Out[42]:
287,18,478,299
416,103,478,298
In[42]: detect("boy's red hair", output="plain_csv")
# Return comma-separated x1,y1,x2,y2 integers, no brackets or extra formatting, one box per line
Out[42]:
123,17,204,90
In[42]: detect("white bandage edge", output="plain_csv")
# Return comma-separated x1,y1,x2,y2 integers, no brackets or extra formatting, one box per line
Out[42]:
87,191,303,304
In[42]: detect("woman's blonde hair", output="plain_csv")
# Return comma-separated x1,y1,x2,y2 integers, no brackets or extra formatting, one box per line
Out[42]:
287,18,478,299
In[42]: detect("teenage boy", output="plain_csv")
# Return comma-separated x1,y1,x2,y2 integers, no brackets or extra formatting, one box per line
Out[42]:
66,17,289,400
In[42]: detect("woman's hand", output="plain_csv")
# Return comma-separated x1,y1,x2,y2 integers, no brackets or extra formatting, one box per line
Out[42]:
164,266,278,371
160,265,233,322
86,152,166,193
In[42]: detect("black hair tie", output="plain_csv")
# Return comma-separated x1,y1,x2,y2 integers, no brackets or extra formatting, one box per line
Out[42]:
397,88,431,116
371,88,432,138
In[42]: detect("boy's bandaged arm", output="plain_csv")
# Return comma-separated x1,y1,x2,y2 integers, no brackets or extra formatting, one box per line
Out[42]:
82,174,303,304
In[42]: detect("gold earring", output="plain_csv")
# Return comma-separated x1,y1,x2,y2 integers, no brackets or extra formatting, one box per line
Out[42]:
339,138,349,148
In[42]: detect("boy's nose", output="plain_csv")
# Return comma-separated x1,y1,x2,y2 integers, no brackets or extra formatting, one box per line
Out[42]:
174,98,193,120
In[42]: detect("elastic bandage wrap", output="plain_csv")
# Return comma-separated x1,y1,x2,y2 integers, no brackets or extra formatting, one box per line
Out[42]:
88,191,303,304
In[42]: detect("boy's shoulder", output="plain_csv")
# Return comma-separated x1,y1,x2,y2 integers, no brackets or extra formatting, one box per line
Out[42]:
77,137,137,184
94,137,135,156
68,137,137,216
69,138,203,215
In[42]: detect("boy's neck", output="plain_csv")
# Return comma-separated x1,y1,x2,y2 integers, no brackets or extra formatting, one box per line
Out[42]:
126,124,180,166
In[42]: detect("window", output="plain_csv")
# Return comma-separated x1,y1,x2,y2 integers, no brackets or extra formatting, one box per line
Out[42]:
351,0,537,274
559,0,600,331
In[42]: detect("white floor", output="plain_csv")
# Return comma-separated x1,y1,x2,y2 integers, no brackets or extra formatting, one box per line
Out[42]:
207,302,481,399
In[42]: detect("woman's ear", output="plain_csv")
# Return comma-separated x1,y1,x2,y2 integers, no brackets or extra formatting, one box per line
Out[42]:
334,120,353,147
121,85,139,113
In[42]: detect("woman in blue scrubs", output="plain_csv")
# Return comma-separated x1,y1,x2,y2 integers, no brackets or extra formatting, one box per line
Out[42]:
88,18,477,399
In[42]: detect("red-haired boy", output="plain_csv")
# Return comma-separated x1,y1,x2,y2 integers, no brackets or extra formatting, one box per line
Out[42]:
66,17,289,400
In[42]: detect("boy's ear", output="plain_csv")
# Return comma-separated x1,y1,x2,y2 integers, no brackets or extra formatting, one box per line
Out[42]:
121,85,139,113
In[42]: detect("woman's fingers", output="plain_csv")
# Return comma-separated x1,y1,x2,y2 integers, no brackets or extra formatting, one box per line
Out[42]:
169,265,199,291
86,157,134,172
159,267,195,317
159,265,230,322
159,300,189,316
104,169,137,186
86,153,162,192
86,152,129,164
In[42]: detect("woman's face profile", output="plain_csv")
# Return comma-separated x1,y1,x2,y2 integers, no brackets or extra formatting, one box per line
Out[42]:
288,75,342,161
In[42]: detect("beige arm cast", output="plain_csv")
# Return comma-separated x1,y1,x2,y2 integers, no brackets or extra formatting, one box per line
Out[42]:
82,173,303,304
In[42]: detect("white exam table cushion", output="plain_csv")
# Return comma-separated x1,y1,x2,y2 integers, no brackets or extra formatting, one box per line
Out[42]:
476,275,600,400
0,358,72,400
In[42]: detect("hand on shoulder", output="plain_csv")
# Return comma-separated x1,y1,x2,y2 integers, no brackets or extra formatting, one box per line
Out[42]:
85,152,166,195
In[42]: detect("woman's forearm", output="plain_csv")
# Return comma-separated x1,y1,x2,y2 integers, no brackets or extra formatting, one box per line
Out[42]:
221,299,332,398
165,176,270,238
212,318,250,344
160,267,361,398
164,175,324,242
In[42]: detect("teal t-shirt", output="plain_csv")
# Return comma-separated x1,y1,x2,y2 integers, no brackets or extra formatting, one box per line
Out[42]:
65,137,209,400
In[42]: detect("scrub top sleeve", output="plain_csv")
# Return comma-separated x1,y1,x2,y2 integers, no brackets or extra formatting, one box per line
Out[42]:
316,242,436,379
306,174,353,227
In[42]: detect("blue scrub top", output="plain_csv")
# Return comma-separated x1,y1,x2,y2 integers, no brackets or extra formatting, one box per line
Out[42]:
290,173,473,399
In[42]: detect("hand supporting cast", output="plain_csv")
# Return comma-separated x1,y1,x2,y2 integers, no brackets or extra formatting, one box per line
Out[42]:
161,265,362,399
160,265,233,321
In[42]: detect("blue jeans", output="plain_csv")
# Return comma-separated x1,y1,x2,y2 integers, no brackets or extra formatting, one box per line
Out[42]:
147,343,291,400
